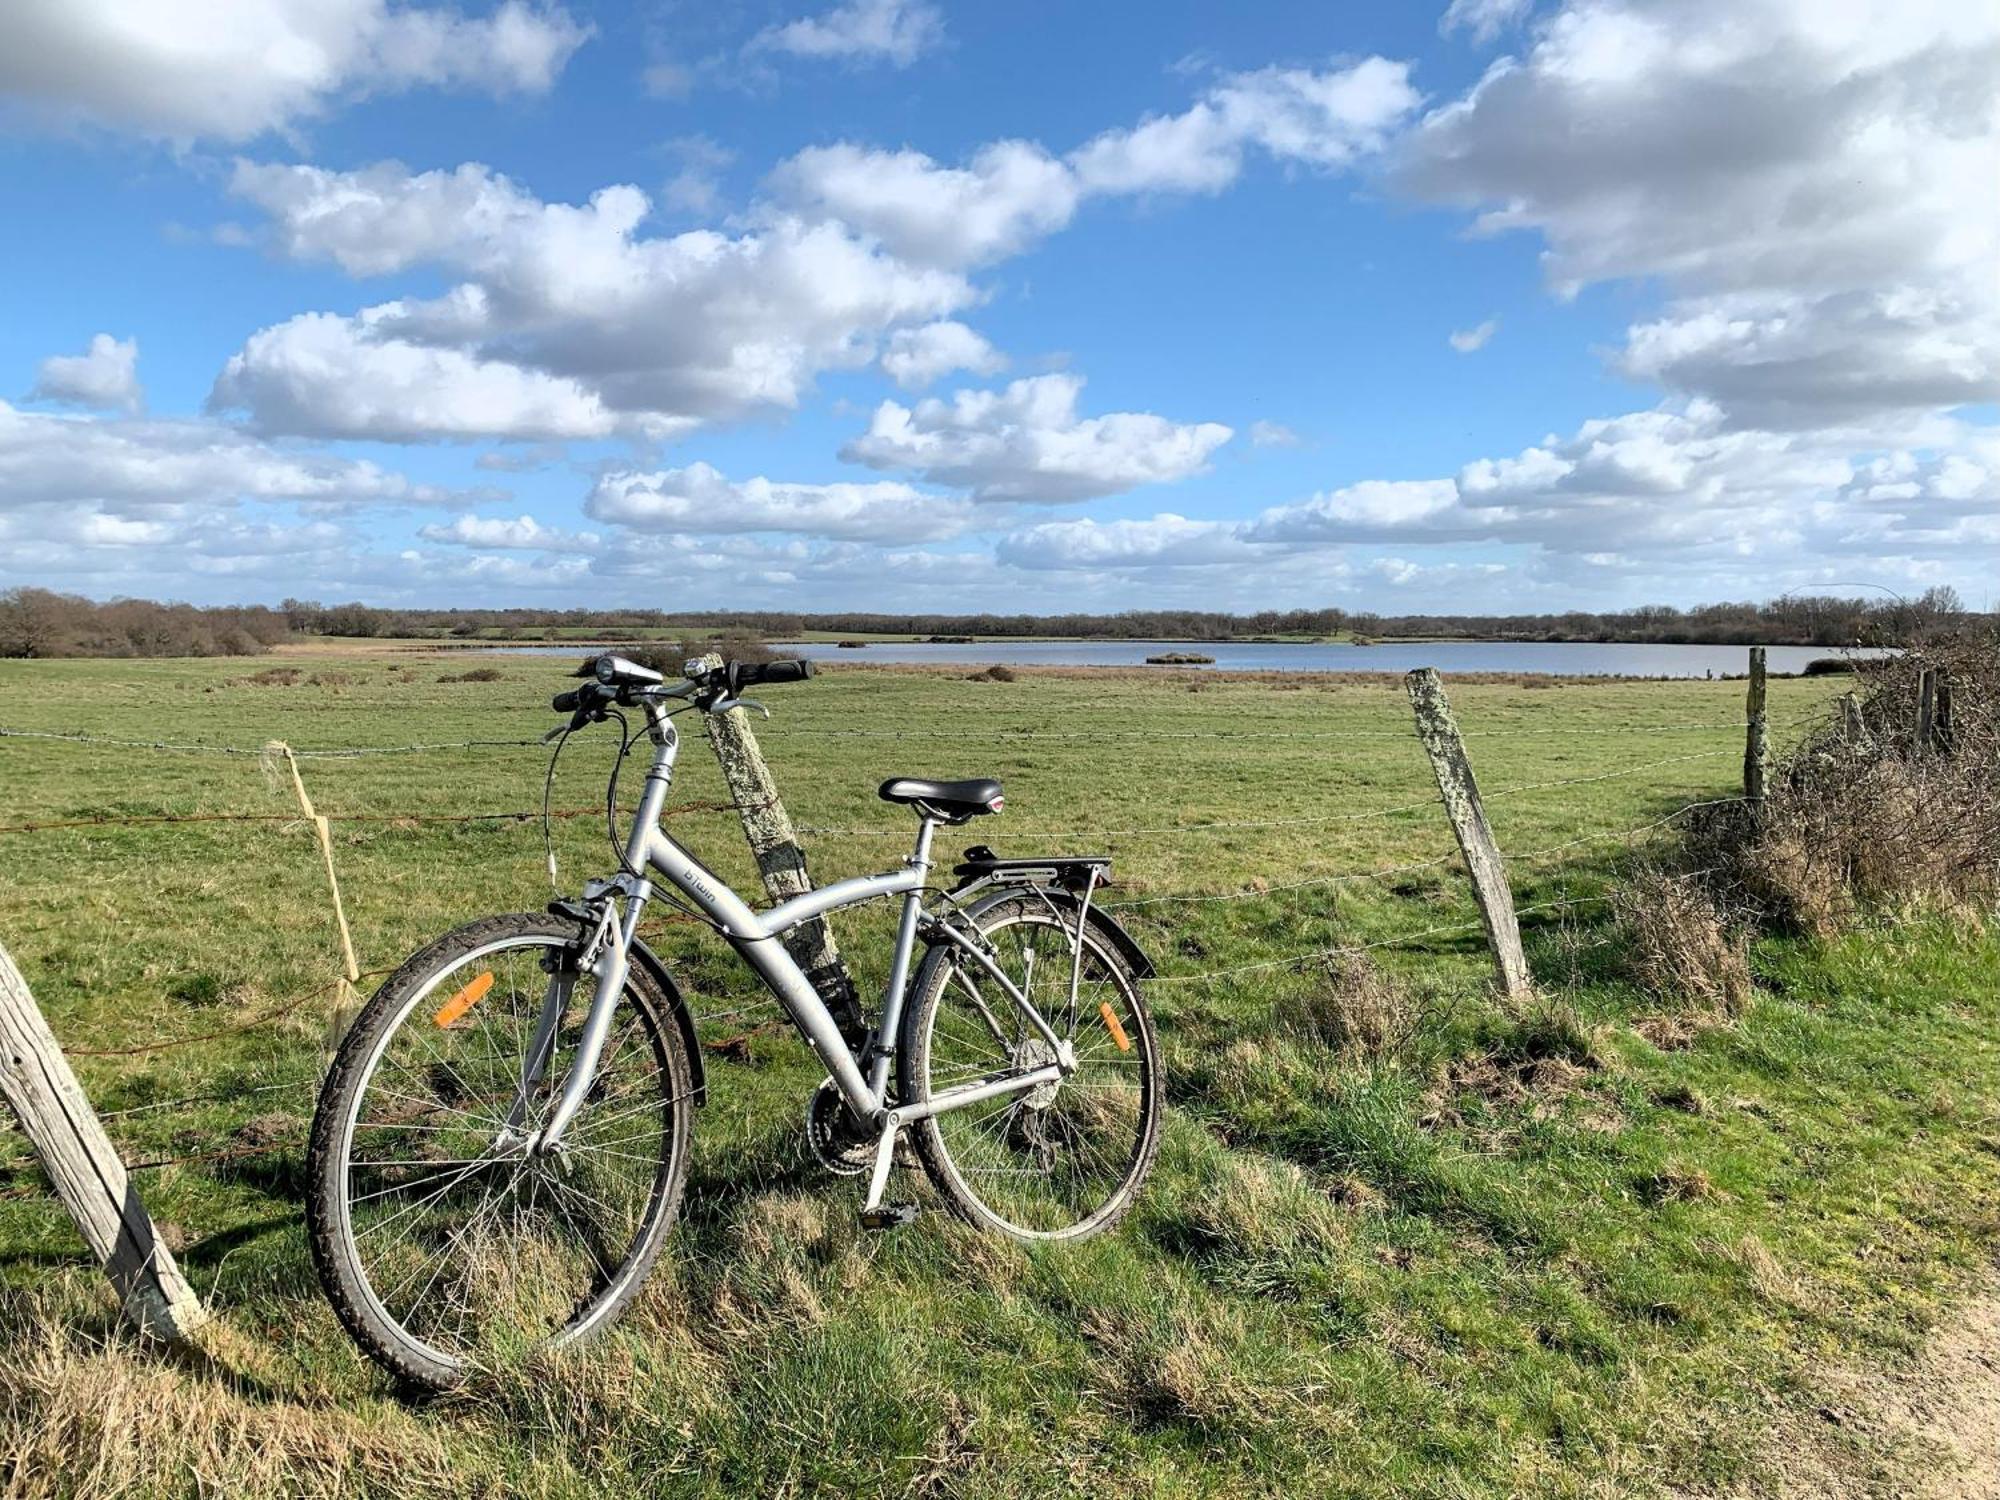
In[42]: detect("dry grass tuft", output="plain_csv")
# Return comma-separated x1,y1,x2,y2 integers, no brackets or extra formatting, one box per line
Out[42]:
0,1286,474,1498
1640,1159,1720,1204
1613,870,1754,1016
1274,952,1413,1060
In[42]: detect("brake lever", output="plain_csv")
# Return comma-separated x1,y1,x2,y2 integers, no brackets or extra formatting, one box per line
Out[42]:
710,696,768,719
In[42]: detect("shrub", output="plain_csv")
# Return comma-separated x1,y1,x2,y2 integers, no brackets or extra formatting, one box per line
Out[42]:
437,667,504,684
1679,635,2000,935
966,665,1016,683
243,667,302,687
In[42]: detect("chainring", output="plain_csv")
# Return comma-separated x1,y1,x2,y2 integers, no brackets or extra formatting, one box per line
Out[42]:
805,1078,875,1177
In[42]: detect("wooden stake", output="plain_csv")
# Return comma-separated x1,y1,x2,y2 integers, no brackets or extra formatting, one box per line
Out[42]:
1917,668,1938,753
690,656,861,1033
1405,668,1533,1003
267,743,363,1042
1744,647,1770,805
0,940,208,1345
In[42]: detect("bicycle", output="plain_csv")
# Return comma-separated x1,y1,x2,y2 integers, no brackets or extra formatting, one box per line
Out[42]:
306,653,1163,1389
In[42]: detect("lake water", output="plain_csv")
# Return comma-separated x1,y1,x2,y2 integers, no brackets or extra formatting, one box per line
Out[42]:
764,640,1876,677
498,640,1878,677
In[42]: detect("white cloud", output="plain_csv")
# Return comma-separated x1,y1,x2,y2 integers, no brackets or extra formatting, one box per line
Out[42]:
1395,0,2000,429
1448,318,1498,353
222,160,972,440
1069,57,1421,195
996,513,1251,570
418,513,597,549
30,334,142,412
0,400,458,510
769,57,1418,269
586,462,975,542
749,0,944,67
0,0,588,142
1249,420,1301,448
767,140,1081,268
880,321,1006,390
1439,0,1533,45
210,311,620,441
840,374,1234,503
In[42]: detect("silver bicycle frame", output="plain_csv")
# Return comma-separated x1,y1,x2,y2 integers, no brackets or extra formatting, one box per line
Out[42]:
535,698,1074,1183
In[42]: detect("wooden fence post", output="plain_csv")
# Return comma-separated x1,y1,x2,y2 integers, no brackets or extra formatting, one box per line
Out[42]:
1744,646,1770,804
1840,691,1865,744
690,656,862,1035
1934,671,1953,752
1917,668,1938,753
0,941,208,1345
1405,668,1533,1003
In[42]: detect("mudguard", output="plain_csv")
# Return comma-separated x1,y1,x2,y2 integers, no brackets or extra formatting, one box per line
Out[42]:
627,937,708,1105
948,881,1157,980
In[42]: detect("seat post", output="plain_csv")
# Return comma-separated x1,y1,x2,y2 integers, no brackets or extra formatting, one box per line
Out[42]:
908,815,938,873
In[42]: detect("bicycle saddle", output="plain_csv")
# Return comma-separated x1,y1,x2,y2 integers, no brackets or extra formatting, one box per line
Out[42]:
878,777,1004,820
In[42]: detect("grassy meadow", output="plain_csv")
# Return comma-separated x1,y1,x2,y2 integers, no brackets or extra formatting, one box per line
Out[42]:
1,649,1997,1497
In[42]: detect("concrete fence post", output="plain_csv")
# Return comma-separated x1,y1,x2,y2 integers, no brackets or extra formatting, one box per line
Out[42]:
0,940,208,1345
1405,668,1533,1003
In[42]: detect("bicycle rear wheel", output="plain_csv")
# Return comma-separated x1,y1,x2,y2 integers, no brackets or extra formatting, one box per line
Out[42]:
306,913,694,1390
901,899,1162,1241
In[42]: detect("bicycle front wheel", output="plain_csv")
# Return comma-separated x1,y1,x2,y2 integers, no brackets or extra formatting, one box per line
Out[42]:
902,899,1162,1241
306,913,695,1390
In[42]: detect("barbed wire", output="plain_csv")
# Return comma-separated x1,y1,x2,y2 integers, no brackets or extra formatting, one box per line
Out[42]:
1140,894,1607,985
0,726,545,757
0,798,762,837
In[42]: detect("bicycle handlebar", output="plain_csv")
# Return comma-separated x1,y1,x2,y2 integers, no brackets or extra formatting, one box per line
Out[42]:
550,655,814,728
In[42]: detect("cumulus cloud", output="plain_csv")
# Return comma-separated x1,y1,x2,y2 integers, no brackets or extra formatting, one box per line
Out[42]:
1448,319,1497,353
993,400,1998,592
767,140,1081,268
1395,0,2000,429
880,321,1006,390
840,374,1234,503
1068,57,1421,195
749,0,944,67
586,462,975,542
0,400,457,512
221,160,972,440
769,56,1418,268
0,0,588,142
211,311,619,441
30,334,142,412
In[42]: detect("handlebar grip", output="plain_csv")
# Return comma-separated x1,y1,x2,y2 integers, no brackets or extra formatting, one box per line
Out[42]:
552,688,583,712
738,658,814,687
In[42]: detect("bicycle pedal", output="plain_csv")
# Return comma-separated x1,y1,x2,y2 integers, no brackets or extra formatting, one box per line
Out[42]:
859,1202,920,1231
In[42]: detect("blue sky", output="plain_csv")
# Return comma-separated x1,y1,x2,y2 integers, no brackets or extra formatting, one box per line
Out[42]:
1,0,1994,613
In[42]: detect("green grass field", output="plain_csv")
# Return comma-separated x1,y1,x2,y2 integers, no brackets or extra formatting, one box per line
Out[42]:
1,652,1995,1498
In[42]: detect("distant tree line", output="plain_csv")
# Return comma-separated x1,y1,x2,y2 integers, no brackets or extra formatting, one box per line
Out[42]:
0,587,1978,658
0,589,289,658
274,590,1975,648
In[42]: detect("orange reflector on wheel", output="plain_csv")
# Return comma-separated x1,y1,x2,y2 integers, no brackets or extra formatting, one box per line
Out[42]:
432,970,494,1029
1098,1001,1131,1053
